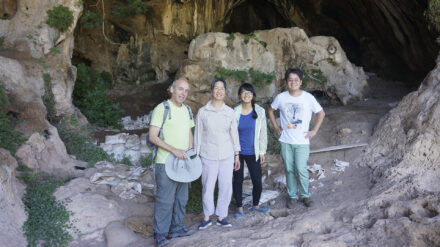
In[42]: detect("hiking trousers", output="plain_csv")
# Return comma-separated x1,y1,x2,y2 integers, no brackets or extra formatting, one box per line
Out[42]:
201,156,234,218
153,163,188,236
280,142,310,199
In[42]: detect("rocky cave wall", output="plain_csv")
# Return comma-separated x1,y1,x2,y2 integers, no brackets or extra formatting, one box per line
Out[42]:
74,0,437,89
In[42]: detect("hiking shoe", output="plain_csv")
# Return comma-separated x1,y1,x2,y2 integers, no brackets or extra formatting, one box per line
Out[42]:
251,206,270,213
287,198,297,209
302,198,313,207
234,210,244,218
198,219,212,230
168,227,195,238
154,233,170,247
216,218,232,227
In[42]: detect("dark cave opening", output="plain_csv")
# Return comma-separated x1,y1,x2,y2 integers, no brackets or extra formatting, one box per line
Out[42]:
223,0,290,34
223,0,438,87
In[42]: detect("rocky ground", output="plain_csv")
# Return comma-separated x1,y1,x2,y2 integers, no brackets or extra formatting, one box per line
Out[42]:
55,75,440,247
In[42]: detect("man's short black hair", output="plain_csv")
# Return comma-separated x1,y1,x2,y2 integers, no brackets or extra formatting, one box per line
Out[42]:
284,68,303,81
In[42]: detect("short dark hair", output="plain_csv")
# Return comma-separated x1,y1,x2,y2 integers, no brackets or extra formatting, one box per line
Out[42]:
211,78,227,91
284,68,303,81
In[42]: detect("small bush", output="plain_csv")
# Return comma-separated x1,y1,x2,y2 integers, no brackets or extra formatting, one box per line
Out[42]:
80,10,102,28
249,68,276,88
119,155,132,166
111,0,148,18
0,36,5,47
73,63,123,128
186,178,219,213
139,154,153,168
57,123,110,167
22,174,75,247
47,5,74,32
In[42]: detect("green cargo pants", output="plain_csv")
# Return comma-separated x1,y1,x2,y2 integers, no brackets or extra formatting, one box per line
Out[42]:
280,142,310,199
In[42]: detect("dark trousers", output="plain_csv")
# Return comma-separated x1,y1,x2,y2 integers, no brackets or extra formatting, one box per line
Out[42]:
233,154,263,207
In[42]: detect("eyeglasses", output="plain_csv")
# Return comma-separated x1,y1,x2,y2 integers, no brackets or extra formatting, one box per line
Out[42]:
287,78,301,82
241,91,253,96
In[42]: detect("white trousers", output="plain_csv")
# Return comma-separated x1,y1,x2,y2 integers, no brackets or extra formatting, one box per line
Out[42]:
201,156,234,218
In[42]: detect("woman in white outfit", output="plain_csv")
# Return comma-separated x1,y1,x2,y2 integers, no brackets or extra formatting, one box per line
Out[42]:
194,78,241,229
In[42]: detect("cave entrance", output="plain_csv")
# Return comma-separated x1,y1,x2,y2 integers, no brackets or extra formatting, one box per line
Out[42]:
223,0,290,34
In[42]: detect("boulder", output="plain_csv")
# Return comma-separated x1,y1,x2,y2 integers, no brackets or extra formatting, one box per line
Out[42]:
0,148,27,247
54,177,126,242
15,124,85,177
177,27,369,111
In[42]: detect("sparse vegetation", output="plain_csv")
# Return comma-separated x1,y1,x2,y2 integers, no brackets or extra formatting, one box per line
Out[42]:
46,5,74,32
302,68,328,89
73,63,123,129
226,33,235,50
139,154,153,168
0,82,26,154
80,10,102,28
21,173,76,247
0,36,5,47
425,0,440,31
111,0,148,18
215,67,276,88
57,123,110,167
242,32,267,48
267,127,281,154
42,73,57,123
119,155,132,166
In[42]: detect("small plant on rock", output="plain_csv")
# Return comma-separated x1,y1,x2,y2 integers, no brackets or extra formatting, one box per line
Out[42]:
46,5,74,32
139,154,153,168
80,10,102,28
42,73,57,123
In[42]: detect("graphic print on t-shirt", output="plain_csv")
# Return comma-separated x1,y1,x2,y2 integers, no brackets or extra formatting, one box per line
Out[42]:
285,103,303,129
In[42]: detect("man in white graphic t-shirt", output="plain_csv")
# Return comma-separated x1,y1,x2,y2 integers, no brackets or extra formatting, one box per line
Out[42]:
268,68,325,209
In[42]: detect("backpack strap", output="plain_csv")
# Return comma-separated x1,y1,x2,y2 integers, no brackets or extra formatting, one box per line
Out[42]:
183,103,194,120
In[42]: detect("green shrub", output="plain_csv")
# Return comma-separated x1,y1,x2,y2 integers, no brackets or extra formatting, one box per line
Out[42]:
111,0,148,18
57,123,110,167
46,5,74,32
139,154,153,168
119,155,132,166
73,63,123,128
0,36,4,47
226,33,235,50
80,10,102,28
22,174,75,247
0,83,26,154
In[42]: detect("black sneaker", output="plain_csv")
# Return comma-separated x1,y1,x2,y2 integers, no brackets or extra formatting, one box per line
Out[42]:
287,198,297,209
216,218,232,227
302,198,313,207
198,219,212,230
154,233,170,247
168,227,196,238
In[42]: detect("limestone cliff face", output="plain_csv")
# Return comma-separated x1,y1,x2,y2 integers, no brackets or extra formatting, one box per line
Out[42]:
0,0,82,133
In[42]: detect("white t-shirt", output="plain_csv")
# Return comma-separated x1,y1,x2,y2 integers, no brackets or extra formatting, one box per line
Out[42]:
271,91,323,145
